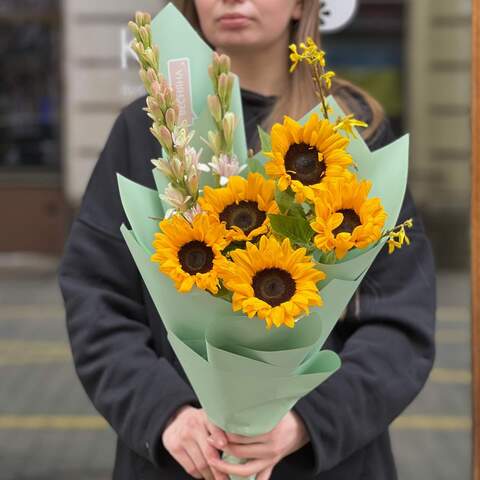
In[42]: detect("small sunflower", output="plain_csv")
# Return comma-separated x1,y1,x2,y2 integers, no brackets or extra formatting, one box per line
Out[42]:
151,213,229,294
199,173,279,242
264,113,353,202
311,177,387,260
221,236,326,328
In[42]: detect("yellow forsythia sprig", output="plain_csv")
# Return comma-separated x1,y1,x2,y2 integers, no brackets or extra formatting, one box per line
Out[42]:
387,219,414,254
288,37,367,139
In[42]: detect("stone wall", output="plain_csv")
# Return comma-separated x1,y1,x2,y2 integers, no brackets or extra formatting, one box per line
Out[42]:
62,0,164,204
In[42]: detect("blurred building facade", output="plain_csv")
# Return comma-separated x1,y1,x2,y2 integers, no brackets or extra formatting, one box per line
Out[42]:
0,0,471,269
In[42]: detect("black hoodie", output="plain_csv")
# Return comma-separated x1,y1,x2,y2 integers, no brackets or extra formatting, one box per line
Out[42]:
58,87,436,480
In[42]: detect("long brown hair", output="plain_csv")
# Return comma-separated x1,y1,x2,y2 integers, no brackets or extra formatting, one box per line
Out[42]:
173,0,385,142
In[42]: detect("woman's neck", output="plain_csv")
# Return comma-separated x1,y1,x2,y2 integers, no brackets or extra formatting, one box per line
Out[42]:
217,37,289,97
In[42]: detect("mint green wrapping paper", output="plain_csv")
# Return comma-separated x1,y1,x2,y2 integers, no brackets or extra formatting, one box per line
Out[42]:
115,4,411,478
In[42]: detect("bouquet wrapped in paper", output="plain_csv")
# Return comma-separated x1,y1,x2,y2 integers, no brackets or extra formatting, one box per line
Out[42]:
117,4,412,479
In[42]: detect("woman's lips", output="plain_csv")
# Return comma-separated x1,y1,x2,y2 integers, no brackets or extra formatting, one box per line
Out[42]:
217,14,251,29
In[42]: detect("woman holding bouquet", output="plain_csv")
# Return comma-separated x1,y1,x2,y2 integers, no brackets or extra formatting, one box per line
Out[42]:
58,1,436,479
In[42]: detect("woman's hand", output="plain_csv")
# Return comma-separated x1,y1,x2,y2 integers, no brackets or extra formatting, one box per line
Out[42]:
162,405,229,480
206,411,310,479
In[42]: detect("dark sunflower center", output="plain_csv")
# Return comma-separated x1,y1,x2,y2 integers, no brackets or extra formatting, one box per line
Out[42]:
252,268,296,307
219,201,266,235
178,240,214,274
332,209,361,236
284,142,325,185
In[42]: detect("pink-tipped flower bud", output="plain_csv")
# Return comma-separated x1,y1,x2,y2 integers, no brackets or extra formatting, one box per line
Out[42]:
219,54,231,74
186,171,199,195
208,64,217,90
159,125,173,152
155,90,167,110
183,204,202,223
164,86,175,108
165,108,177,131
128,21,139,40
222,112,236,149
226,73,235,105
146,67,158,85
217,73,229,105
207,95,222,123
142,12,152,25
161,184,190,212
145,48,158,70
146,95,160,114
135,11,144,26
208,153,246,186
207,131,222,155
170,156,185,179
212,51,222,73
139,26,150,48
150,80,161,98
131,41,144,59
151,157,173,178
151,124,171,151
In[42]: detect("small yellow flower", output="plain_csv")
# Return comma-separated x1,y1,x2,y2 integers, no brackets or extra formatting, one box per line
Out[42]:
334,114,369,139
289,37,326,73
199,173,279,242
387,219,413,254
289,44,302,73
151,213,229,294
311,177,387,260
221,236,326,328
289,37,334,120
321,71,336,90
264,113,353,202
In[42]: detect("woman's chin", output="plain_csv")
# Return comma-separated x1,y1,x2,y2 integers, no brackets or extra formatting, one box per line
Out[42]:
214,34,262,52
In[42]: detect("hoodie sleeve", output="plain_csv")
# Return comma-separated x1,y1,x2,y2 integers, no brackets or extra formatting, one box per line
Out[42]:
58,110,198,468
289,118,436,475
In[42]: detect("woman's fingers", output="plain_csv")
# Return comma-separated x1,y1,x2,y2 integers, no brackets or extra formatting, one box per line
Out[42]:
222,441,271,459
205,419,228,449
257,466,274,480
170,447,202,479
186,441,215,480
201,437,229,480
161,407,229,479
226,431,271,444
209,456,272,477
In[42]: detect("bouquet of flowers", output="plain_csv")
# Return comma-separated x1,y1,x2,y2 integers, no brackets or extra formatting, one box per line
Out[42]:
117,4,412,479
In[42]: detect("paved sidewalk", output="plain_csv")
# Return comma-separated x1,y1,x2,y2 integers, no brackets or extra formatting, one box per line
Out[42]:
0,266,471,480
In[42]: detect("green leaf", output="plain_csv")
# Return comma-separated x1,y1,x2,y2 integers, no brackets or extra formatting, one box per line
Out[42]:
274,188,293,213
268,214,314,246
257,125,272,152
222,240,247,256
315,250,337,265
214,284,233,302
274,188,304,217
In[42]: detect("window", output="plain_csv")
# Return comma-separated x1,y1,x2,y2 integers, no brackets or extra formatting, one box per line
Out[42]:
0,0,60,170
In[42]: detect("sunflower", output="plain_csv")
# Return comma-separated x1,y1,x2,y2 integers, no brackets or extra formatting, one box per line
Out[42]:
221,236,325,328
264,113,353,202
199,173,279,242
151,213,229,294
311,177,387,260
